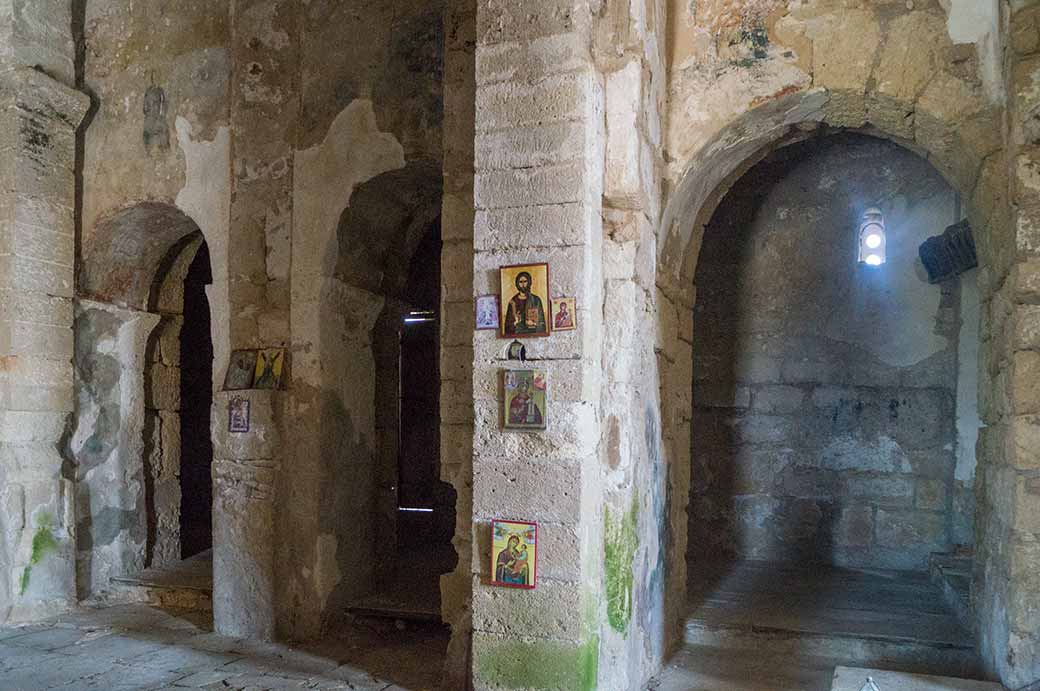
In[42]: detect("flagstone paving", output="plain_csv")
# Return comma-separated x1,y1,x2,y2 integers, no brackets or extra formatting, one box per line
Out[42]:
0,605,447,690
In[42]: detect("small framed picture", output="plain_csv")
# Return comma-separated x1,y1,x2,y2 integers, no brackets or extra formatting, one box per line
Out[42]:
551,297,577,331
491,519,537,589
500,263,550,338
253,348,286,390
475,294,499,330
503,369,547,431
224,350,257,390
228,396,250,433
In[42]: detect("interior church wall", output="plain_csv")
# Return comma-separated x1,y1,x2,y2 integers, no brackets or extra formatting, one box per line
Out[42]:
689,135,964,571
275,0,448,638
70,0,231,602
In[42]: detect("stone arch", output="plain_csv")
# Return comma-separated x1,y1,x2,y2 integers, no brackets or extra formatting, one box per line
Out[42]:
72,201,217,600
655,80,1008,653
280,159,450,637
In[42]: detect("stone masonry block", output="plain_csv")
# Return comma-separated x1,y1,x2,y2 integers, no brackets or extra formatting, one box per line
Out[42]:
0,254,72,297
477,1,583,45
1012,260,1040,304
147,363,180,411
474,161,586,210
1013,476,1040,533
876,509,945,548
0,411,67,443
1011,351,1040,415
1010,416,1040,470
1013,305,1040,350
473,456,582,524
473,399,598,461
752,385,805,415
475,203,590,251
477,32,587,86
476,72,592,133
473,578,582,640
476,122,586,171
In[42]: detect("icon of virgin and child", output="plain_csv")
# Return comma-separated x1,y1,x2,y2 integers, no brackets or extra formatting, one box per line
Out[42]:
495,534,531,586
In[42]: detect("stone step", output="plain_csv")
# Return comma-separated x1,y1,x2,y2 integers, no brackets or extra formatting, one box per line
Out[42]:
684,616,983,680
929,553,974,634
651,643,840,691
831,666,1005,691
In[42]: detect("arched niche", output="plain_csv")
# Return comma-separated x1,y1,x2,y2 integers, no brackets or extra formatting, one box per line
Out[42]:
73,202,216,600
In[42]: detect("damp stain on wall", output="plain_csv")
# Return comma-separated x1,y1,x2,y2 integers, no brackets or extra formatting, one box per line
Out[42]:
19,516,60,596
476,635,599,691
604,495,639,634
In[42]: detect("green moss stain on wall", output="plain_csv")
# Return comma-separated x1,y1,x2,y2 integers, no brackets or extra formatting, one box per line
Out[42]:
604,496,638,634
19,515,60,596
476,635,599,691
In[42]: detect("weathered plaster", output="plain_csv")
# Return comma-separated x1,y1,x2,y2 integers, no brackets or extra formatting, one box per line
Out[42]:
940,0,1004,104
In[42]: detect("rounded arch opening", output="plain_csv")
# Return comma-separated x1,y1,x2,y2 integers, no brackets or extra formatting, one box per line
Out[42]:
73,202,215,601
654,87,1005,658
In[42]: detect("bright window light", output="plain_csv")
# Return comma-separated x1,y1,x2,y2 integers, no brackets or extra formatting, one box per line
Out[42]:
858,208,886,267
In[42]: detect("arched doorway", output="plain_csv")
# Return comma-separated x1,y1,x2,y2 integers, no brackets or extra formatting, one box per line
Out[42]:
73,203,216,604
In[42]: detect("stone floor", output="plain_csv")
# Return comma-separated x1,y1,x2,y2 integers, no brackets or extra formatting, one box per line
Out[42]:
0,604,447,690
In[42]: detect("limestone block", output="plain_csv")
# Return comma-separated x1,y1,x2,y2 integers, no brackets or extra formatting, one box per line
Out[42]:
475,203,589,251
473,399,599,463
146,363,180,411
473,245,594,304
1009,415,1040,470
1013,476,1040,533
751,385,805,415
473,456,583,524
473,578,583,640
1011,5,1040,56
442,381,477,425
1012,260,1040,304
474,161,587,210
477,1,583,45
692,382,750,410
845,476,915,507
0,411,66,443
476,122,586,172
915,478,948,511
875,12,948,104
836,505,874,547
1012,304,1040,350
811,11,881,127
476,72,592,134
477,32,587,86
211,390,281,461
0,254,72,298
875,509,945,548
605,61,643,205
440,240,475,305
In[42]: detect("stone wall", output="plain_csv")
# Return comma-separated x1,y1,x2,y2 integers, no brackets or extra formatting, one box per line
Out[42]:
690,135,965,571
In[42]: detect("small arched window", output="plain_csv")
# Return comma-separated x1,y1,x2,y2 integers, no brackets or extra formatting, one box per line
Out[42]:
858,207,886,267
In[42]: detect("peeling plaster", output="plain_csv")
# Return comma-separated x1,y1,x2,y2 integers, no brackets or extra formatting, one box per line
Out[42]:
174,116,231,392
940,0,1004,104
292,100,405,280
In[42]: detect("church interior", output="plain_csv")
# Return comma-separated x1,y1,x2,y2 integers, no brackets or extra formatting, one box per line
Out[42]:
1,1,1039,690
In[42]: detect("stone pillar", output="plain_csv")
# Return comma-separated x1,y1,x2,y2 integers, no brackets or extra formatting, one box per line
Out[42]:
211,0,299,639
469,4,604,689
975,5,1040,686
211,389,281,639
440,0,476,686
0,66,89,623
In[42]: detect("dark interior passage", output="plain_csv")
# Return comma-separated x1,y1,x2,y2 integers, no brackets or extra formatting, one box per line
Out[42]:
179,243,214,559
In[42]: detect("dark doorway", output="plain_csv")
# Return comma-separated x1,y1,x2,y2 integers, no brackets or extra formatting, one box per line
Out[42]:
397,222,455,558
179,243,213,559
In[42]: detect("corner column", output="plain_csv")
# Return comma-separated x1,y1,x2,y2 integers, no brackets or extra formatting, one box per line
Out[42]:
469,4,605,689
0,67,89,623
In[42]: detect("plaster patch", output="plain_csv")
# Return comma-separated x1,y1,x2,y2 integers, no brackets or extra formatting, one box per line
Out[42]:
292,100,405,279
940,0,1003,104
174,117,230,393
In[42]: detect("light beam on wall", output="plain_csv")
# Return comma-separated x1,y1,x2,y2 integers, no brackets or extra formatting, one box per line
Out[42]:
858,207,886,267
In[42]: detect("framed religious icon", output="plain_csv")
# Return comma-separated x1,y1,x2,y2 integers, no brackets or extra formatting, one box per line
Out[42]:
228,396,250,433
224,350,257,390
491,519,537,589
503,369,547,431
475,294,499,330
499,263,550,338
551,297,577,331
253,348,286,390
